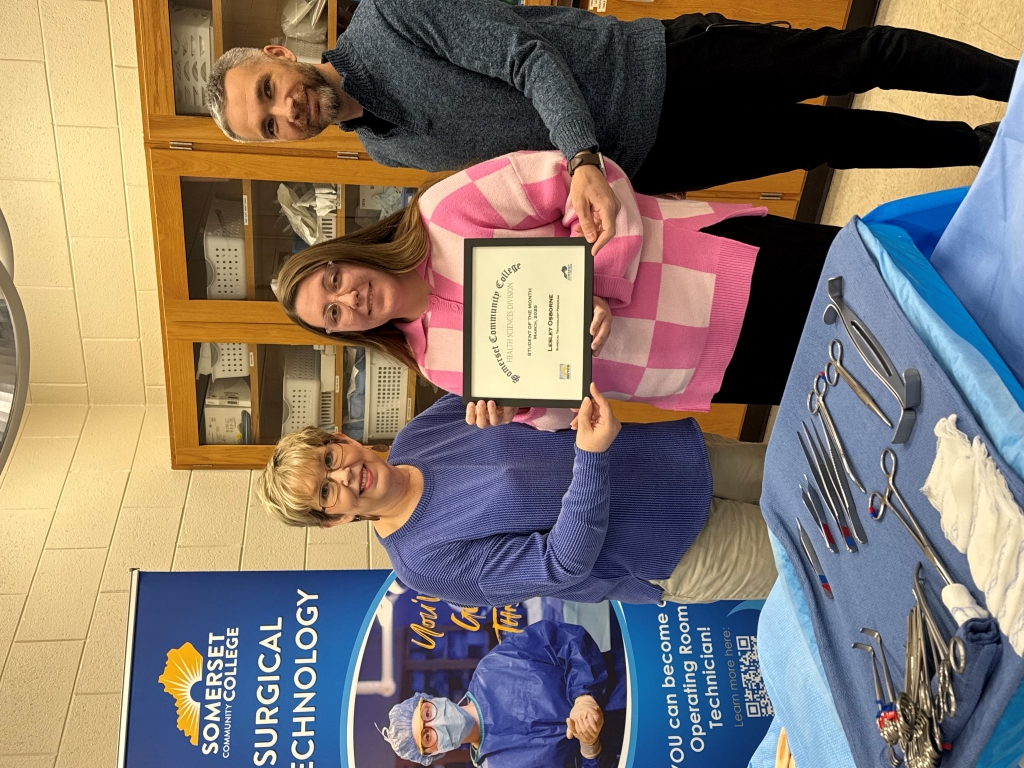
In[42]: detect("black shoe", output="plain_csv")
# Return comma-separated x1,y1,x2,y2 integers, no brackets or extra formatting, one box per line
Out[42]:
975,121,1000,165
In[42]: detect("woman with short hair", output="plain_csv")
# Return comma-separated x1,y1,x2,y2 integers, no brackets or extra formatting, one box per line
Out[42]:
256,385,775,607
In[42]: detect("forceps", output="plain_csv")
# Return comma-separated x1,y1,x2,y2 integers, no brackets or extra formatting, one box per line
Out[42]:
868,449,955,586
808,374,866,493
824,339,892,428
913,565,966,720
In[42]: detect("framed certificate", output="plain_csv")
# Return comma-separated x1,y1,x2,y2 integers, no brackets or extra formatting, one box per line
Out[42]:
463,238,593,408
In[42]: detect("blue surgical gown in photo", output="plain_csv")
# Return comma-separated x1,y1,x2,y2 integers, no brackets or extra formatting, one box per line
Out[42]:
466,620,627,768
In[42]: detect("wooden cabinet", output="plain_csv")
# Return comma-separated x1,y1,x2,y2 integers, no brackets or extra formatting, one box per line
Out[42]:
149,148,425,468
135,0,861,468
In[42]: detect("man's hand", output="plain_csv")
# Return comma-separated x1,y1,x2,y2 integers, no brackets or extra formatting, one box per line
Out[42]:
591,296,611,356
566,694,604,745
572,384,621,452
569,162,619,254
465,400,518,429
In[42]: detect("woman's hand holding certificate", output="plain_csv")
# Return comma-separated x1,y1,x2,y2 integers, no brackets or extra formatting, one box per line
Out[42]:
573,384,621,453
590,296,611,356
465,400,518,429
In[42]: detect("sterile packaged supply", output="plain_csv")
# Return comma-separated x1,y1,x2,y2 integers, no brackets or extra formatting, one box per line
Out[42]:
355,186,417,229
278,183,340,246
204,377,252,445
359,185,389,211
342,346,366,441
205,376,252,407
280,0,327,43
268,36,326,64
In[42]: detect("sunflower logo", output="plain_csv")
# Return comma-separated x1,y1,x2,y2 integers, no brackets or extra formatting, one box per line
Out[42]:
158,642,204,745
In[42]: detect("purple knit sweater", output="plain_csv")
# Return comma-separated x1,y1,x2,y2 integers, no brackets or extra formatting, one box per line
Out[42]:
379,393,711,606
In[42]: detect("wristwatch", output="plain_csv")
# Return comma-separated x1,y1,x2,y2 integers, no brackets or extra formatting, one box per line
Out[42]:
568,149,605,177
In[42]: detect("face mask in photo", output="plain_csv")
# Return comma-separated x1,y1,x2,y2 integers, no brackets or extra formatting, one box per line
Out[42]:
426,696,474,754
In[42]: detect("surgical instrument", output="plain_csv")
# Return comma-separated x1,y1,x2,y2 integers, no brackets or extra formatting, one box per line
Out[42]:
868,449,955,586
810,474,854,554
801,474,837,553
809,372,867,492
797,518,833,599
913,565,966,721
801,423,858,551
825,338,893,427
812,420,868,544
798,428,856,552
854,640,902,767
861,628,898,705
822,276,920,443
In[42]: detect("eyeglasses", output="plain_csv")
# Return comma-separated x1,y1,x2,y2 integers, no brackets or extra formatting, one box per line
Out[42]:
321,262,342,333
314,440,347,512
417,699,439,754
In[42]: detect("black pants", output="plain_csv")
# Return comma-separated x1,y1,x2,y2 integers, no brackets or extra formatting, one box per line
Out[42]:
632,16,1019,194
704,214,841,406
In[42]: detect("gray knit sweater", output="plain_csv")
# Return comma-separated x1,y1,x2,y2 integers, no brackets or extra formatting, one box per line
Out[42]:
324,0,666,177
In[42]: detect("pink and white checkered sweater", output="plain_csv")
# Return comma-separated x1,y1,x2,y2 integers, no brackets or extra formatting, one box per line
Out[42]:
394,151,766,430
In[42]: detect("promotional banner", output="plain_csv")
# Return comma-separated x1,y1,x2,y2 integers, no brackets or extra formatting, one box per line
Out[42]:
120,570,772,768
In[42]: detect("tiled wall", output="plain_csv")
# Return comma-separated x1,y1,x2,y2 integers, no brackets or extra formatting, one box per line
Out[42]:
0,404,389,765
0,0,162,406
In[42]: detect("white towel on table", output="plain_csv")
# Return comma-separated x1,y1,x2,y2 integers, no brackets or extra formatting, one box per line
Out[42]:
921,414,1024,655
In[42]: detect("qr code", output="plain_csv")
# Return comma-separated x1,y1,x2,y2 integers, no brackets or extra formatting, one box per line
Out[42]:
737,635,774,718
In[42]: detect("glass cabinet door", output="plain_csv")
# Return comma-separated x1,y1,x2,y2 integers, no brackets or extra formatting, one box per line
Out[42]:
194,341,339,447
168,0,362,117
150,151,427,468
137,0,369,149
150,149,425,308
166,336,416,468
178,176,418,302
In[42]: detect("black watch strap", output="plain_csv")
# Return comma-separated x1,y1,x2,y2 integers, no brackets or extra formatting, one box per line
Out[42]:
568,151,604,176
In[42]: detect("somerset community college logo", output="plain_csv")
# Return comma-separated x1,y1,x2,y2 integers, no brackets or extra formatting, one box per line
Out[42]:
158,642,204,745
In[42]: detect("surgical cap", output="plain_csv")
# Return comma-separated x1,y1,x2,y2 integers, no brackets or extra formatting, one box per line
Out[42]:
380,692,434,766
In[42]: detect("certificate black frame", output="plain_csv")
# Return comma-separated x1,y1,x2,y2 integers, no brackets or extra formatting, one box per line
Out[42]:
463,237,593,408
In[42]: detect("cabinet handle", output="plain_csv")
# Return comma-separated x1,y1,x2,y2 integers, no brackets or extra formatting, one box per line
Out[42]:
336,151,359,161
759,192,784,200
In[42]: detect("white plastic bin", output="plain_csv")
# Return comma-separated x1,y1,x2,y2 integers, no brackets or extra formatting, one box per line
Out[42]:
365,349,410,440
204,200,246,300
210,342,250,380
282,346,321,435
170,4,213,115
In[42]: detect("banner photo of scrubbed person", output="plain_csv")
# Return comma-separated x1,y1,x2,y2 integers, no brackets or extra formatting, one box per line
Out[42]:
120,570,773,768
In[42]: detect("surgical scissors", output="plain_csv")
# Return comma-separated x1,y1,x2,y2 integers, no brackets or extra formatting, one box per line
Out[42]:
868,450,955,586
808,374,866,493
824,339,893,428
